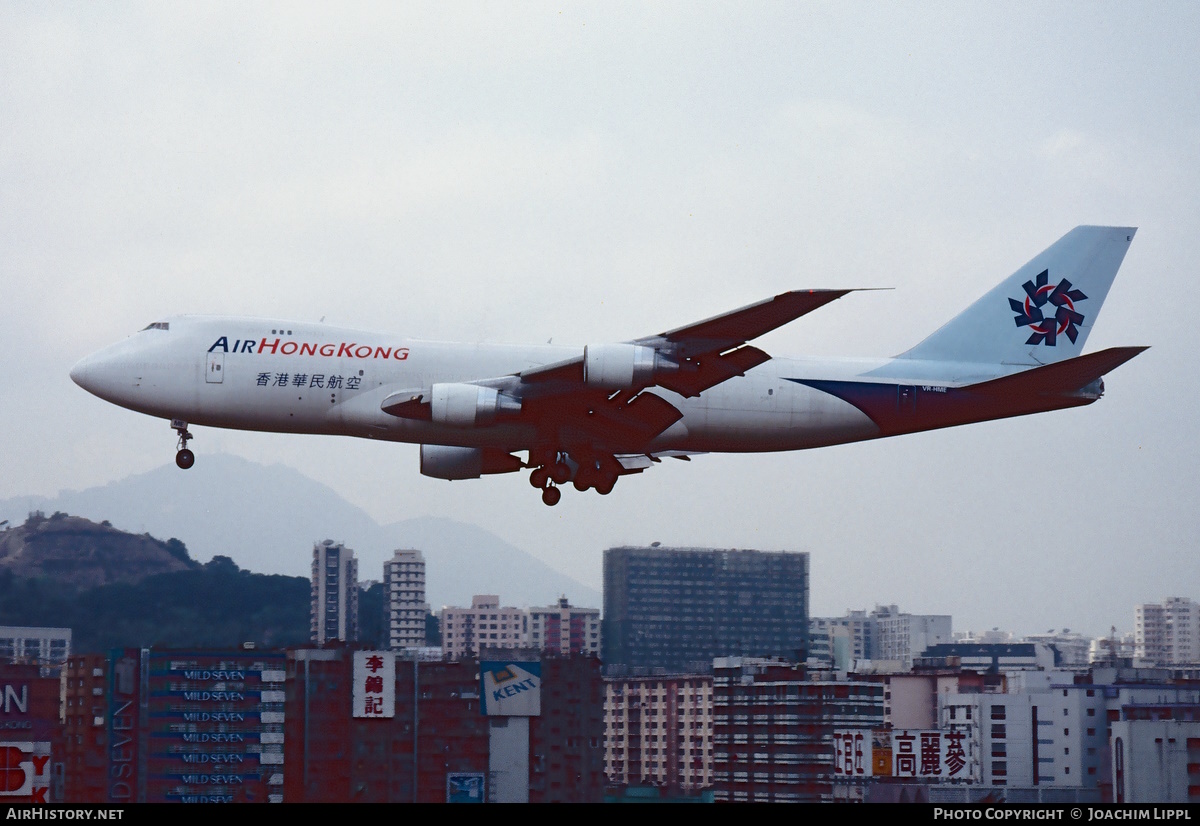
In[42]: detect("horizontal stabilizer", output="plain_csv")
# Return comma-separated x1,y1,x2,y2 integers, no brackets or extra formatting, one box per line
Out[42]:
967,346,1148,396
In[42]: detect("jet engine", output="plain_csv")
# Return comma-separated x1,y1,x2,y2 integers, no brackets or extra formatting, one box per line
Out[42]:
582,343,677,390
419,445,523,480
430,383,521,427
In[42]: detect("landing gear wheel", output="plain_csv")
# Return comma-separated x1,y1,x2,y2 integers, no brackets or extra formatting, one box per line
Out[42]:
541,485,561,506
595,474,616,495
550,462,571,485
530,466,550,488
574,459,600,491
171,419,195,470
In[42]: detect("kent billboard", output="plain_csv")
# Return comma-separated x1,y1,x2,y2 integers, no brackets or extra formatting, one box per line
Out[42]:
479,661,540,717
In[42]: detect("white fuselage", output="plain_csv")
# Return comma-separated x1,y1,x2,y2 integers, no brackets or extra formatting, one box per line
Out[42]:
69,315,1042,457
69,227,1138,503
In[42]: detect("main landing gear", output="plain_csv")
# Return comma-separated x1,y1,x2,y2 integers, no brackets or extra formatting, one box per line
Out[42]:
171,419,195,470
528,459,568,506
527,451,621,506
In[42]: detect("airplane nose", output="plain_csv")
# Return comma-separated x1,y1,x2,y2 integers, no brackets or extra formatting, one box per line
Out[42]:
68,340,161,412
69,347,127,401
69,355,91,390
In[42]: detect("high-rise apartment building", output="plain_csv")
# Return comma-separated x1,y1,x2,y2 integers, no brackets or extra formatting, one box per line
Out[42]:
383,549,430,650
604,674,713,790
0,625,71,666
529,597,601,656
712,657,883,803
530,655,608,803
62,654,108,802
441,595,528,660
808,611,873,669
602,546,810,675
1135,597,1199,665
286,648,489,802
870,604,952,669
311,539,359,645
61,648,286,803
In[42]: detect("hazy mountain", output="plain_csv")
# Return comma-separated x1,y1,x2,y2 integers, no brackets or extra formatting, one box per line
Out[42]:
0,454,599,610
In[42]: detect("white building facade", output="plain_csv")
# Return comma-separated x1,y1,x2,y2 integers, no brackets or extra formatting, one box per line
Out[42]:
872,605,952,669
1023,630,1094,667
1111,719,1200,803
809,610,873,669
529,597,601,656
939,675,1109,792
0,626,71,665
310,539,359,645
441,595,528,660
1135,597,1200,665
382,549,429,650
604,675,714,790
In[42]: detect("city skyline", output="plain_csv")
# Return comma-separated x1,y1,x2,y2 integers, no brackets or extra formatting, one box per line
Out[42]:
2,471,1191,643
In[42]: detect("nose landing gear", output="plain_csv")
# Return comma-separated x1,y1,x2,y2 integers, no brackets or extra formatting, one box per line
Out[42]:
171,419,195,469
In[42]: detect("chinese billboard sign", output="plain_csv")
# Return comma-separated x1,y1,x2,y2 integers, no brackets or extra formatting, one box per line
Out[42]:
479,661,541,717
0,741,50,802
890,729,973,780
832,729,873,778
353,651,396,718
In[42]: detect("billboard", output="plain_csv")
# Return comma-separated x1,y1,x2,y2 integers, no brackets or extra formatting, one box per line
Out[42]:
832,729,872,778
353,651,396,718
890,729,974,780
446,772,485,803
144,651,287,803
479,661,540,716
109,649,144,804
0,741,51,802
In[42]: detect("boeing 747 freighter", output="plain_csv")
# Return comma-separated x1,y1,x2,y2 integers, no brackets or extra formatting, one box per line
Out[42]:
71,226,1146,505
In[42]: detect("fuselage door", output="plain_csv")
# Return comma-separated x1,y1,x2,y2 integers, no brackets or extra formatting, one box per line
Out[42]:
206,352,225,384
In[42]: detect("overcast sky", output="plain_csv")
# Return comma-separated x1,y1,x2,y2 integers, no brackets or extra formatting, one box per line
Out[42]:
3,3,1197,638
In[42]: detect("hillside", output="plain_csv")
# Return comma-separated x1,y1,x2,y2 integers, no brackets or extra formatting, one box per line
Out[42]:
0,512,198,590
0,455,601,609
0,513,395,651
0,553,313,652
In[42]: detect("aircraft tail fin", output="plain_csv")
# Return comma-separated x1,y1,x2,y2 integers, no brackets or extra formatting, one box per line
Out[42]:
966,346,1147,397
897,226,1136,365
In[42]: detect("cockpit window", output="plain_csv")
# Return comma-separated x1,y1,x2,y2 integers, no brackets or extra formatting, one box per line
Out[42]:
140,322,170,331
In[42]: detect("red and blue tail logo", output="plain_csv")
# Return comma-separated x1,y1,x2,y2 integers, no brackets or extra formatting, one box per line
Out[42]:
1008,269,1087,346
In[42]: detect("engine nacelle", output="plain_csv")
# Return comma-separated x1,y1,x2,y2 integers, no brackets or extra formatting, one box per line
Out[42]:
419,445,523,480
583,343,675,390
430,383,521,427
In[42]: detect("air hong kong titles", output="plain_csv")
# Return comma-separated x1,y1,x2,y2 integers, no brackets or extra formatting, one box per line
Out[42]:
208,337,410,360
